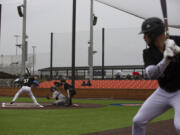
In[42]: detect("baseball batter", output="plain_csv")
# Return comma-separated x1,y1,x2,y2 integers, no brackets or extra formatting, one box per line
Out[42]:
132,17,180,135
10,74,43,107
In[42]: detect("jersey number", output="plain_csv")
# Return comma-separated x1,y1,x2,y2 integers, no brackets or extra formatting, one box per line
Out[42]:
23,79,29,83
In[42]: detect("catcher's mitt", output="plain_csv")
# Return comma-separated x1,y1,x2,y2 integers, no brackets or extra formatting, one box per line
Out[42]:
46,93,51,99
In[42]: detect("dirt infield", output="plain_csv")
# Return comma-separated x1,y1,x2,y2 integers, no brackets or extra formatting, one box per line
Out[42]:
84,119,177,135
0,102,106,110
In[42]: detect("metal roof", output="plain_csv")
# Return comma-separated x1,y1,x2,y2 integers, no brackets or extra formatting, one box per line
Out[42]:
38,65,144,72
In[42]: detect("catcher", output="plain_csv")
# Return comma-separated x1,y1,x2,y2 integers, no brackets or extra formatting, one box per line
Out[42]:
47,86,68,106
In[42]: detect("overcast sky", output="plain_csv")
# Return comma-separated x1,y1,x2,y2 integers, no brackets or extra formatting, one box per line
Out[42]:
0,0,180,70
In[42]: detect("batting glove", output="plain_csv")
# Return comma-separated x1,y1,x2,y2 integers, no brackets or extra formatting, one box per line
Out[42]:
162,47,175,64
165,39,180,54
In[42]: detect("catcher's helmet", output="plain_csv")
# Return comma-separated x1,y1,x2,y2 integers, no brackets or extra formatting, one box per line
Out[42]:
139,17,165,35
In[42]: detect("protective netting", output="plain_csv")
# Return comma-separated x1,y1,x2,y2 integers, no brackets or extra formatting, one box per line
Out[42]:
49,28,146,79
53,27,145,67
53,30,102,67
96,0,180,28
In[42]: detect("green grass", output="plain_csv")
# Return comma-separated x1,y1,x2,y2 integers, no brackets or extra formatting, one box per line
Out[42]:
0,97,174,135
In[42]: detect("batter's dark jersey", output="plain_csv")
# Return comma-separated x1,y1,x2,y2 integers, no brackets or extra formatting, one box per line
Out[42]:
22,77,34,87
143,35,180,92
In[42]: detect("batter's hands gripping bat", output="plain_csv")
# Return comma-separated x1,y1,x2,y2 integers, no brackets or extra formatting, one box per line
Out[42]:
160,0,169,37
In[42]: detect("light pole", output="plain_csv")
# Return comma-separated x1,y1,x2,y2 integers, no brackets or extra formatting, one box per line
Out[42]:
32,46,36,75
89,0,94,80
1,54,3,66
72,0,76,89
17,0,27,76
22,0,27,76
88,0,98,80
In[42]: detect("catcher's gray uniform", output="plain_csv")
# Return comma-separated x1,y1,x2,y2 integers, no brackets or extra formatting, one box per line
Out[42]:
52,91,68,105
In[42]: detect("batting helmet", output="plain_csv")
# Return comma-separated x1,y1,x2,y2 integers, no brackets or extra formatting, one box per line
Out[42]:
139,17,165,35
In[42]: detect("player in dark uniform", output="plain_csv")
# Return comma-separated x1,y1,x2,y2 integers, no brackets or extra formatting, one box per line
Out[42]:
61,79,76,106
132,17,180,135
10,74,43,107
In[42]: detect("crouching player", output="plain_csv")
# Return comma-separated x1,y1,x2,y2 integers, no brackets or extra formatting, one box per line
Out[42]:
50,79,77,106
48,86,68,106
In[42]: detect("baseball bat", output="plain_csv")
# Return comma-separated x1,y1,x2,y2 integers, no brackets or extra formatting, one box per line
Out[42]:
0,4,2,41
26,67,31,76
160,0,169,36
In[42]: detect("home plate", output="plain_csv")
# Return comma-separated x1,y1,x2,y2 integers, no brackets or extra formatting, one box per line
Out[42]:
1,102,41,108
2,102,5,107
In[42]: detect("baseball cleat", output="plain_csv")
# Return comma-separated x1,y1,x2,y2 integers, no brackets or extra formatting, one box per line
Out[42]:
10,101,15,104
73,104,79,107
39,105,44,108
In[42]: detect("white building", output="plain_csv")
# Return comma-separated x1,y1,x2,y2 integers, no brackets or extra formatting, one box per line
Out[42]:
0,54,33,75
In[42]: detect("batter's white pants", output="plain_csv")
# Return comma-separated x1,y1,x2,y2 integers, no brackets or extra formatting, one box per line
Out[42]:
132,87,180,135
12,86,39,105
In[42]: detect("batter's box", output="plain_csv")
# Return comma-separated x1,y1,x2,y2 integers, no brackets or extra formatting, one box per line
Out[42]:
109,103,142,106
1,102,41,108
